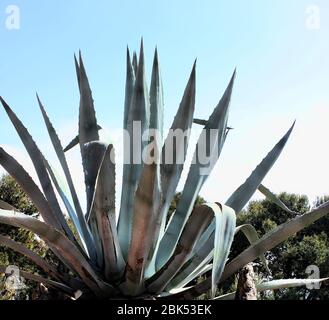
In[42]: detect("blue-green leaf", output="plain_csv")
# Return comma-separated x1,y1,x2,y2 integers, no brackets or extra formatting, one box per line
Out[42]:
156,71,235,270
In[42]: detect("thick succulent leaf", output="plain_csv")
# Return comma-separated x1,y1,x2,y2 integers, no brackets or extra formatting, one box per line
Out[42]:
63,125,102,153
226,122,295,214
139,49,164,277
118,40,150,259
185,121,297,282
83,141,107,219
0,234,65,283
257,278,329,291
0,265,75,296
37,96,96,258
125,144,161,295
221,200,329,282
215,278,329,300
132,51,138,76
193,118,207,126
44,160,89,254
149,48,164,137
0,209,114,297
75,52,100,213
175,264,213,291
258,184,297,214
0,97,76,240
156,71,235,270
0,200,17,211
166,203,236,295
90,144,125,281
146,204,215,294
214,292,236,300
77,52,99,146
235,224,270,274
146,61,196,274
167,200,329,299
166,244,213,291
211,203,236,298
123,47,135,130
0,147,60,228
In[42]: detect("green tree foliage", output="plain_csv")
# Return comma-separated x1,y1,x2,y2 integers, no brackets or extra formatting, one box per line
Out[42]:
167,192,206,223
0,174,48,299
230,192,329,300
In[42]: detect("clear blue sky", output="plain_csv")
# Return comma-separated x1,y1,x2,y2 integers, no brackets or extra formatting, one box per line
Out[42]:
0,0,329,204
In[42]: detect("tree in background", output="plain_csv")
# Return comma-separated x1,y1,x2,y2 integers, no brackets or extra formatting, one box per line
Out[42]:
230,193,329,300
0,174,50,299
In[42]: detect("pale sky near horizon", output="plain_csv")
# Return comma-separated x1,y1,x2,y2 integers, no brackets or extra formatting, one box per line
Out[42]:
0,0,328,211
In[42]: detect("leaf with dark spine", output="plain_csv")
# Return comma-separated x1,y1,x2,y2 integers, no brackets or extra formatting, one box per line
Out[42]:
258,184,297,215
156,71,235,271
117,39,151,259
149,47,164,137
193,118,207,126
165,200,329,300
37,95,96,260
132,51,138,76
226,121,296,214
141,48,164,272
63,125,102,153
76,52,100,213
77,51,99,145
146,204,214,294
0,209,114,298
90,144,125,281
74,54,81,93
0,97,75,241
144,61,196,277
123,47,135,130
0,265,75,296
190,122,296,277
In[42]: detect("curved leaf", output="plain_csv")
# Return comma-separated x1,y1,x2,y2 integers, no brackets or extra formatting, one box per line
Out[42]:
0,234,65,283
235,224,270,274
0,209,114,297
0,147,60,228
226,121,295,214
146,204,215,294
258,184,297,215
167,200,329,299
257,278,329,291
0,97,74,241
37,95,96,260
156,71,235,270
90,144,125,281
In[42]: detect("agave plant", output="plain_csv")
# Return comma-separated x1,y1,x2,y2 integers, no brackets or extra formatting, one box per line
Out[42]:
0,40,329,300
